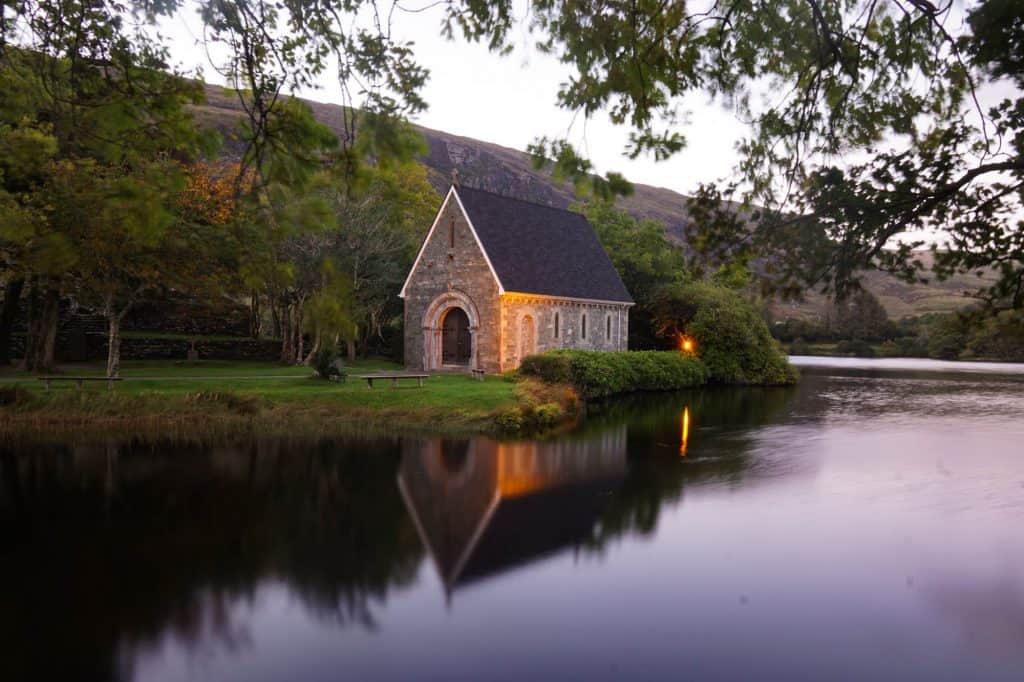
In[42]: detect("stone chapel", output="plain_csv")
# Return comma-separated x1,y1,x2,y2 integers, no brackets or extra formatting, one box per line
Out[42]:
400,183,634,374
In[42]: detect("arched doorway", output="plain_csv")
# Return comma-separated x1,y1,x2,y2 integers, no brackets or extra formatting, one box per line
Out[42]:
442,307,472,366
519,315,535,363
421,290,480,371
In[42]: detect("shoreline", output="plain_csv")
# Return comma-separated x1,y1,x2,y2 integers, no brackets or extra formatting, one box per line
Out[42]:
788,355,1024,374
0,361,581,440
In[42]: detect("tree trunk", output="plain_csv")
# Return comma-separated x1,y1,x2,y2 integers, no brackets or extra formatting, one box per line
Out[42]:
106,313,122,378
21,285,59,372
293,299,305,364
104,293,135,378
0,278,24,365
346,339,356,362
37,288,59,371
304,330,321,365
279,302,294,364
271,304,282,340
249,291,262,338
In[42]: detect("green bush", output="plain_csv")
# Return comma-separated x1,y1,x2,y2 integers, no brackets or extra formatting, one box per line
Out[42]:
896,336,927,357
531,402,565,427
675,283,798,385
788,337,811,355
836,339,876,357
926,316,968,360
519,349,708,399
494,406,525,432
0,384,31,407
964,309,1024,361
312,345,347,381
876,339,902,357
518,353,573,384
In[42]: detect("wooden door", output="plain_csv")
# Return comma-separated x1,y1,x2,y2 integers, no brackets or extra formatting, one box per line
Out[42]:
442,308,471,365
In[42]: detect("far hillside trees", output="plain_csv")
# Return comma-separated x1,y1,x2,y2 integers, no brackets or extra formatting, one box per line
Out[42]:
445,0,1024,311
824,290,892,342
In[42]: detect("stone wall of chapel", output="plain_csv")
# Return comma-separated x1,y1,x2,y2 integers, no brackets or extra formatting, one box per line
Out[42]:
499,297,630,372
403,198,502,374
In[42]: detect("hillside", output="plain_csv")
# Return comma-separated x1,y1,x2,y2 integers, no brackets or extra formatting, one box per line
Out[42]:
194,86,991,320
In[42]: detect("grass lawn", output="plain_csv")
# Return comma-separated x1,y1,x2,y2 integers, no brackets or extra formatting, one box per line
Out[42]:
0,359,531,438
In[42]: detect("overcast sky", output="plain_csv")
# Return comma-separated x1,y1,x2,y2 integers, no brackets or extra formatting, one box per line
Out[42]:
163,1,747,197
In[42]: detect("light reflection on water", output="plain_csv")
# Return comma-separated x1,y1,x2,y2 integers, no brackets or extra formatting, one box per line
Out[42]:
1,360,1023,681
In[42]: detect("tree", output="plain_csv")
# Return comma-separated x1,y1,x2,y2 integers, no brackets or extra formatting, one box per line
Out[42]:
2,0,433,370
445,0,1024,308
1,1,210,370
42,158,183,376
581,202,689,348
825,289,891,341
323,161,438,359
649,282,796,385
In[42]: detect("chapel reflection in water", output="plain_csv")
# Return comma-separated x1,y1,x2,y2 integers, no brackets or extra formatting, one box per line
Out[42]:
398,427,628,596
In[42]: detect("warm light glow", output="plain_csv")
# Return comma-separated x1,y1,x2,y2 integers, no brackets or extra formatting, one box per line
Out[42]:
679,335,696,354
680,407,690,457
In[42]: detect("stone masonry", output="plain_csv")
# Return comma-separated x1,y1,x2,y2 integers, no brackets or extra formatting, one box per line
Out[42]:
403,198,502,374
499,296,628,372
402,186,633,374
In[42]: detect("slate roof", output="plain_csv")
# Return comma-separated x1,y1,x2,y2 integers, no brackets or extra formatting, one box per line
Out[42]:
453,186,634,303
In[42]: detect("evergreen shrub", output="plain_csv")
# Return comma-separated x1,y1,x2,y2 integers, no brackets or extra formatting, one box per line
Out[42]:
519,350,708,399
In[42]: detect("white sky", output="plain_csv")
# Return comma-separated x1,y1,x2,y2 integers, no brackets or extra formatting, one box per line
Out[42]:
159,0,1016,223
160,1,747,197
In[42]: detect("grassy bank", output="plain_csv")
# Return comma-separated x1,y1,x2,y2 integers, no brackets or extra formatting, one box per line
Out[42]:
0,359,576,438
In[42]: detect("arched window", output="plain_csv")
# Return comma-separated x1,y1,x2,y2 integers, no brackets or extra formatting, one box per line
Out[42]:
554,312,560,339
449,216,455,248
581,313,587,339
606,314,612,340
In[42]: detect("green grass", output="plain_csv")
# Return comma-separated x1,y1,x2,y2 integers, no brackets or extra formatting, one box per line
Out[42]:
0,359,525,437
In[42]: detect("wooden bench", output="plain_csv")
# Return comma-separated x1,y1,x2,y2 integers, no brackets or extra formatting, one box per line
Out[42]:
38,376,123,391
471,368,486,381
357,373,428,389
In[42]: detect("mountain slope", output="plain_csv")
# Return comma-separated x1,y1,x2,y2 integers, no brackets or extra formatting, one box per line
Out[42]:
194,86,990,319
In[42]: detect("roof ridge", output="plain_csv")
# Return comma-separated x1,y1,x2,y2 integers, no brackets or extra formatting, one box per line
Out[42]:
454,184,586,219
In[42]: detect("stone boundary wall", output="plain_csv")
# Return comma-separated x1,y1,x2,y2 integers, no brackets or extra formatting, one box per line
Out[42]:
8,334,280,363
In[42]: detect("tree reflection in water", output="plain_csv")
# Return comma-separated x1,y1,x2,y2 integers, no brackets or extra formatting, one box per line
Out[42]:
0,384,799,681
0,438,424,682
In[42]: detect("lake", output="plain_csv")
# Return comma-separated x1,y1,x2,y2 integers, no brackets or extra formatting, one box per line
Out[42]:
2,359,1023,681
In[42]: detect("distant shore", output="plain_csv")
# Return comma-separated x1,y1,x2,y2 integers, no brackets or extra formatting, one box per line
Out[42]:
788,355,1024,374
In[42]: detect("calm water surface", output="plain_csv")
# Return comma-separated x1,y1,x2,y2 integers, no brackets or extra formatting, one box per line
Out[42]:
2,360,1023,681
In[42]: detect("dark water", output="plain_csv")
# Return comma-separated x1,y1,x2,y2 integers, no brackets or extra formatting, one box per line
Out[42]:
2,361,1023,681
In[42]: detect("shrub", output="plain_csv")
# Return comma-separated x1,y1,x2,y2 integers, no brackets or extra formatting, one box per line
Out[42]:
518,353,572,384
836,339,876,357
494,406,525,432
519,349,708,399
671,283,798,385
926,316,968,360
531,402,565,428
312,345,347,381
186,391,263,415
788,337,811,355
964,309,1024,361
0,384,31,407
876,340,902,357
896,336,927,357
